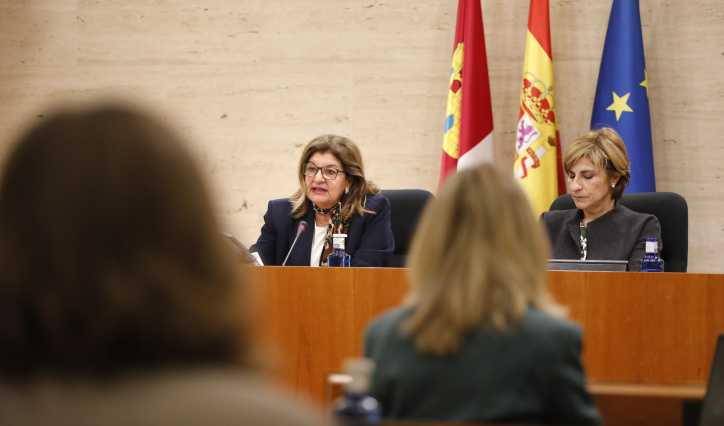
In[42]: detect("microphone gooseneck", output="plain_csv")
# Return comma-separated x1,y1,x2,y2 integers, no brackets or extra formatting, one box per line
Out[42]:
282,220,308,266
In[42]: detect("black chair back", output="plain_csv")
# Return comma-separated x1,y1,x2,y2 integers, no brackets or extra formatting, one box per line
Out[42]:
549,192,688,272
381,189,434,268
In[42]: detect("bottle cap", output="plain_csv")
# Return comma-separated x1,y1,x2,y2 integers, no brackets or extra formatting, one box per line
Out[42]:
645,238,659,254
343,358,375,394
332,234,347,250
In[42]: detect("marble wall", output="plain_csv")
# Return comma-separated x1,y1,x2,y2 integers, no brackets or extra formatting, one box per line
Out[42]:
1,0,722,272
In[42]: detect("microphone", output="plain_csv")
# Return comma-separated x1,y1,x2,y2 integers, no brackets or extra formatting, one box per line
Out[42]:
282,220,308,266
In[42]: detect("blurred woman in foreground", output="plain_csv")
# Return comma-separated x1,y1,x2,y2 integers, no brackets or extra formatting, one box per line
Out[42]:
363,165,602,425
0,104,326,426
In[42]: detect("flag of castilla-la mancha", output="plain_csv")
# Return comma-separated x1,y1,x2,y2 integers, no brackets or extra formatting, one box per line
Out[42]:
439,0,495,190
513,0,565,216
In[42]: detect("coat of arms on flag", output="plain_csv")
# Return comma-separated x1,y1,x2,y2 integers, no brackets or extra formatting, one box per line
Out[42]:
513,0,564,217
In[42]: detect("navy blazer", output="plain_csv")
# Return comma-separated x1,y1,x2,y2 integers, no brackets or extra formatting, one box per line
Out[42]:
249,194,394,267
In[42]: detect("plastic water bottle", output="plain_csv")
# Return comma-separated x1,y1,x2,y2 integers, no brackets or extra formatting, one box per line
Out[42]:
327,233,351,267
333,358,381,425
640,238,665,272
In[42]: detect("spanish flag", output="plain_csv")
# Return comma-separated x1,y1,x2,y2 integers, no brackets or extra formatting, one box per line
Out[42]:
439,0,495,189
513,0,564,216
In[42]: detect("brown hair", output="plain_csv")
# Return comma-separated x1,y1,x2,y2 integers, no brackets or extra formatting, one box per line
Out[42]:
290,134,380,222
563,127,631,200
402,165,565,356
0,104,253,379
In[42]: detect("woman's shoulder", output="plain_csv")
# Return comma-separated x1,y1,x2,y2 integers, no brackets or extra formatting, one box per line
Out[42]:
265,198,294,214
615,203,657,219
366,307,411,335
359,193,391,215
518,308,581,348
268,198,292,207
0,369,328,426
365,194,390,205
612,204,660,228
540,208,579,224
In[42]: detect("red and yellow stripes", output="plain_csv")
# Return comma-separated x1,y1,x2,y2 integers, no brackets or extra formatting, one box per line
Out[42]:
439,0,495,190
514,0,565,216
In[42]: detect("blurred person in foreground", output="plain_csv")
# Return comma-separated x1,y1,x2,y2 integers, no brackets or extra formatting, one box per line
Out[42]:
540,127,661,271
0,104,327,426
249,134,394,267
363,165,602,425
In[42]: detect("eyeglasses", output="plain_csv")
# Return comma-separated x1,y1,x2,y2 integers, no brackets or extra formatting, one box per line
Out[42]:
302,163,345,180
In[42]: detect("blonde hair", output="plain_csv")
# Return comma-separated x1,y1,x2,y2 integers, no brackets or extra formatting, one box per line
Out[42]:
563,127,631,200
290,134,380,222
402,165,565,356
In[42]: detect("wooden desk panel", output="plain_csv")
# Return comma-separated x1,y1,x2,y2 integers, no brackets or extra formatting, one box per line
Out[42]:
247,266,407,398
246,267,722,424
546,271,720,384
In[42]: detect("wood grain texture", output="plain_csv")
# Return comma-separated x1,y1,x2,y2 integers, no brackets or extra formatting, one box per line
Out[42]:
248,266,407,397
547,271,721,384
246,267,720,424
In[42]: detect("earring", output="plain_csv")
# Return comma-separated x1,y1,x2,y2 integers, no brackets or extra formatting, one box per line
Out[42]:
345,187,349,194
611,184,616,188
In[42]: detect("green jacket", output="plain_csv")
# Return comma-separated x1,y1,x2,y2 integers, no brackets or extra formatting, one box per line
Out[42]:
363,307,602,425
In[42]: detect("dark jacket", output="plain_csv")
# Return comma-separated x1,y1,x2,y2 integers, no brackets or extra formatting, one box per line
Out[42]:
249,194,394,267
540,204,661,272
363,307,602,425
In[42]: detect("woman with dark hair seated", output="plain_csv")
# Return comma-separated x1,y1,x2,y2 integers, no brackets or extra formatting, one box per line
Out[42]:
0,104,327,426
250,134,394,267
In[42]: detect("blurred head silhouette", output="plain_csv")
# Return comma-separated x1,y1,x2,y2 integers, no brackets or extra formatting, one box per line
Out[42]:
403,164,564,355
0,103,251,379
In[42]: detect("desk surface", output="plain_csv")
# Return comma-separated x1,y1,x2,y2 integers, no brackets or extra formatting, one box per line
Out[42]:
587,380,705,399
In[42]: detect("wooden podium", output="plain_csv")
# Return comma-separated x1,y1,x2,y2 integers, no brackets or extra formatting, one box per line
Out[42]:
246,267,724,426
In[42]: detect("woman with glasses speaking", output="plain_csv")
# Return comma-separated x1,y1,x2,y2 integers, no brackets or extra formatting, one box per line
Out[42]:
249,134,394,267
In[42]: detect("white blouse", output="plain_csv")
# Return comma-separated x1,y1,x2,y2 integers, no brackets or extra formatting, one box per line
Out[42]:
310,224,327,267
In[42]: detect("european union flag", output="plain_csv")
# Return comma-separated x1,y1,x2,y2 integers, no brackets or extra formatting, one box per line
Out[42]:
591,0,655,193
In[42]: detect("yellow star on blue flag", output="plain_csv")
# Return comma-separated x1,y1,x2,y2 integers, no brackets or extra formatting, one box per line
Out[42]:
606,91,634,121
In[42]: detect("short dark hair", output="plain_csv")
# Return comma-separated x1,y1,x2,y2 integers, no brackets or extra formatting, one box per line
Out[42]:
0,104,252,379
